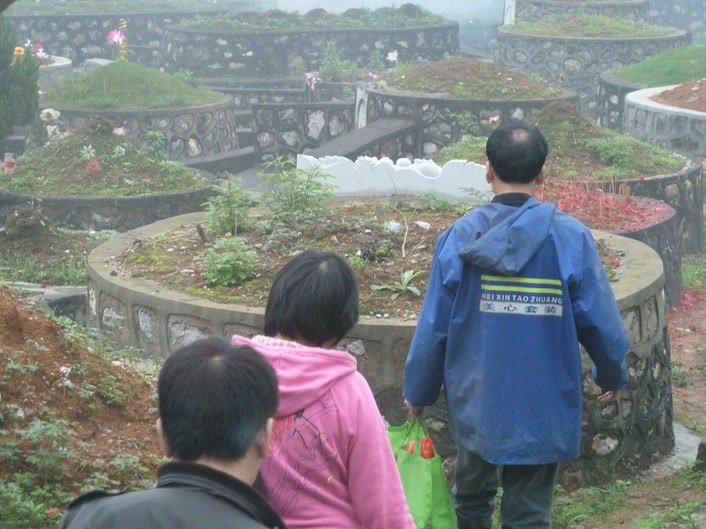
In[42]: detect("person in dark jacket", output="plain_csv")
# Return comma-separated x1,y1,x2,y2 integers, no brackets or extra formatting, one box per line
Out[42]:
60,337,287,529
403,120,629,529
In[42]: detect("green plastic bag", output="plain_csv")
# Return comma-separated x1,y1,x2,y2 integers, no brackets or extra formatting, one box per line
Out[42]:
388,416,457,529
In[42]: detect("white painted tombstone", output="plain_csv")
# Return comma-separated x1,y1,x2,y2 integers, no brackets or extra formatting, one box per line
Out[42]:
296,154,493,202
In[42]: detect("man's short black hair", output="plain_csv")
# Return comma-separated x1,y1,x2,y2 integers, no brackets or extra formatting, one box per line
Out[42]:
264,249,359,347
158,337,278,461
486,119,549,184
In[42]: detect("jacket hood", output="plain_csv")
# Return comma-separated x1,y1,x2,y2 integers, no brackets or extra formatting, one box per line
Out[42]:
231,335,358,417
459,197,557,275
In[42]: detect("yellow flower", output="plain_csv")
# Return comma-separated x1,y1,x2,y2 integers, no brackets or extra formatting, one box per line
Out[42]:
14,46,25,57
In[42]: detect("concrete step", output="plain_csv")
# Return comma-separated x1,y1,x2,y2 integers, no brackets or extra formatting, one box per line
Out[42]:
236,127,253,147
184,146,255,177
234,110,253,128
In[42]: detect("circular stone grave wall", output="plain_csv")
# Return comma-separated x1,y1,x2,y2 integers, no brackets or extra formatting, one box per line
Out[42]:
25,96,238,161
161,22,459,78
358,84,578,158
595,159,704,255
495,27,690,116
624,85,706,160
0,169,215,232
87,208,671,488
38,56,74,92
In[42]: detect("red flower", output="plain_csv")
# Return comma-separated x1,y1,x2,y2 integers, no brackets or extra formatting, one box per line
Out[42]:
85,159,102,175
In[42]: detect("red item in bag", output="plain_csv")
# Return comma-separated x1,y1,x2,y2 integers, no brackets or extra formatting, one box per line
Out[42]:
420,436,435,459
405,441,415,453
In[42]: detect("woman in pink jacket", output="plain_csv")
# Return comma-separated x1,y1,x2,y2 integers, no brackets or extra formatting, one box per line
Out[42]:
232,249,415,529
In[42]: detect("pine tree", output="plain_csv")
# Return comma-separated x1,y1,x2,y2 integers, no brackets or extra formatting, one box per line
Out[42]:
0,14,39,141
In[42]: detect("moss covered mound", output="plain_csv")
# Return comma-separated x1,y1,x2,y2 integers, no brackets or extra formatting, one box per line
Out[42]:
437,101,685,181
2,118,206,197
612,44,706,86
504,14,673,38
384,57,573,100
41,62,224,110
179,4,449,32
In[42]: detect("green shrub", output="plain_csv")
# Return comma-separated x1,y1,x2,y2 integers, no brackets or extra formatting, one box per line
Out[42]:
319,40,360,82
203,175,253,236
0,15,40,142
201,237,257,287
260,158,335,223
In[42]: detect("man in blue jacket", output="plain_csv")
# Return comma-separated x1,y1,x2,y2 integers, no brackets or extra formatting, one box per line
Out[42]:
403,120,629,529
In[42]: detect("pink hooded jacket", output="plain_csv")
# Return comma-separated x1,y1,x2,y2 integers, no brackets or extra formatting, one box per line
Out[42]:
231,334,416,529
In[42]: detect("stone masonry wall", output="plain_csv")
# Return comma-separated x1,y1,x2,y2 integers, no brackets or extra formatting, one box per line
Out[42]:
26,97,240,162
6,11,223,64
252,102,355,162
161,23,460,78
495,28,690,116
651,0,706,43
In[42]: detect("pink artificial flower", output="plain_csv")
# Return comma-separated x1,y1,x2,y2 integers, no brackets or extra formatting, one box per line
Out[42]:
34,41,44,53
107,29,126,45
112,127,127,136
2,153,16,174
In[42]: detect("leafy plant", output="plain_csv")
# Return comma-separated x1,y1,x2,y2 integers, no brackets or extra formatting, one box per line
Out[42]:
142,130,167,162
201,236,258,287
319,40,360,82
449,111,482,138
367,49,385,72
203,175,253,236
682,253,706,293
371,269,425,300
260,157,335,223
96,375,128,406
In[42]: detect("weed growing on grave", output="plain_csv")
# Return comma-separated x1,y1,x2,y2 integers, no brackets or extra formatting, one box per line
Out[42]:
201,236,258,287
203,174,253,236
260,157,335,223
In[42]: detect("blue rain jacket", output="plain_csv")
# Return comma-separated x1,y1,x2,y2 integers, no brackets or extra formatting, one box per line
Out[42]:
403,196,628,465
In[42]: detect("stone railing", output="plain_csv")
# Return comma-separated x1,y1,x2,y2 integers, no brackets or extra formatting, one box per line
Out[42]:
203,78,306,110
86,206,671,489
358,82,578,159
515,0,649,21
495,27,690,116
595,159,704,256
596,68,648,131
650,0,706,43
251,101,355,162
26,96,240,162
160,22,460,77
